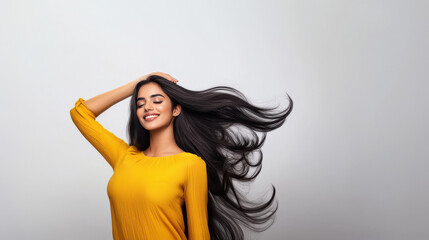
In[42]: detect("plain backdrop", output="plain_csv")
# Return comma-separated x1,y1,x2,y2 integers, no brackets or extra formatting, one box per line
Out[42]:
1,0,428,239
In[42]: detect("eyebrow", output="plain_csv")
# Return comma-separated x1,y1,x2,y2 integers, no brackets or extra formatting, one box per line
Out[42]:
136,94,165,101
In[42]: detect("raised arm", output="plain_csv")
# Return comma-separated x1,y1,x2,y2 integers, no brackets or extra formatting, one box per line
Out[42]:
69,76,142,169
84,78,140,117
85,72,178,116
70,72,179,169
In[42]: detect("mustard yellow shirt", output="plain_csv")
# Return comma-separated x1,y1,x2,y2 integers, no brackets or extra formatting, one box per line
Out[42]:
70,98,210,240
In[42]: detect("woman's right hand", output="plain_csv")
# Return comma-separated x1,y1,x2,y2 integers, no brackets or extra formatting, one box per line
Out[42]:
134,72,179,84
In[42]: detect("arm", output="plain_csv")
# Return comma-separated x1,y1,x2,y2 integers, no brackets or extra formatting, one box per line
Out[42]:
84,72,178,117
70,98,130,169
69,79,140,169
70,73,178,169
84,80,139,117
184,158,210,240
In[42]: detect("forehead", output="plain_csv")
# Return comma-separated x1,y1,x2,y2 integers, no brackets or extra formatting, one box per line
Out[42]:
138,83,164,95
137,83,167,100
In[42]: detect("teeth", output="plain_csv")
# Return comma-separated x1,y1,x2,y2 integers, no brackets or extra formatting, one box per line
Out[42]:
144,115,159,119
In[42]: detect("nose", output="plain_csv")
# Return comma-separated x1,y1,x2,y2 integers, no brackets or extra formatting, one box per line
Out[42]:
144,102,153,111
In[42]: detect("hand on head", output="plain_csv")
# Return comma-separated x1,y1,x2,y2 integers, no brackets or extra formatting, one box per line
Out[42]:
135,72,179,84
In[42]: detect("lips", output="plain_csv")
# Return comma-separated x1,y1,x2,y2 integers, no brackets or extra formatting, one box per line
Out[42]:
144,114,160,120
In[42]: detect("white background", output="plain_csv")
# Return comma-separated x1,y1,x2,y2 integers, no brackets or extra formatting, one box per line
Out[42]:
1,0,428,239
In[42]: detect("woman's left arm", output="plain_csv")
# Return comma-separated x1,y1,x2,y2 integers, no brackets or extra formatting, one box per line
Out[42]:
184,158,210,240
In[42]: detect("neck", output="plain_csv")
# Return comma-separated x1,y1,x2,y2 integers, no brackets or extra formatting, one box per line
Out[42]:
146,120,181,155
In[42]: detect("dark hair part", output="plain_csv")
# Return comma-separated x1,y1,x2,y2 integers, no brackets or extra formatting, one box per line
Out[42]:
127,75,293,239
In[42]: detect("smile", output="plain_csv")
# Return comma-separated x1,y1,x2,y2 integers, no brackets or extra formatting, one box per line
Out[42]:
144,114,160,121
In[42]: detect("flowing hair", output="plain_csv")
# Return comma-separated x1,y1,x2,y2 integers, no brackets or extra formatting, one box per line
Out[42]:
127,75,293,239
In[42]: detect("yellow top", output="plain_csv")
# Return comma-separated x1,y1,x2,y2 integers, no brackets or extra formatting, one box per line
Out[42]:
70,98,210,240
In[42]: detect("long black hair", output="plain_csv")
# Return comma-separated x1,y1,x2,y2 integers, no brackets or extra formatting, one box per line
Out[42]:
127,75,293,239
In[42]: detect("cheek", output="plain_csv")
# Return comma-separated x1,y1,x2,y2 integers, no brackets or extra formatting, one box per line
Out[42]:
158,106,168,113
157,103,172,114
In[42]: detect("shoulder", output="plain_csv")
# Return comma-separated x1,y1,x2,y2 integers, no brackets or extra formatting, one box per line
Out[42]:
183,153,206,168
184,152,205,162
127,145,142,155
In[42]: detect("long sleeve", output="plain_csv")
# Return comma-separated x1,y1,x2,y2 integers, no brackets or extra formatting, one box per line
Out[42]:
184,157,210,240
69,98,130,170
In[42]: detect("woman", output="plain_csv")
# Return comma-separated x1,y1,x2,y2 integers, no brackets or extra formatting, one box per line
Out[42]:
70,72,293,240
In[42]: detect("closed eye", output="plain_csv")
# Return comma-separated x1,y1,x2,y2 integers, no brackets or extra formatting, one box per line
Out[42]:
137,101,163,108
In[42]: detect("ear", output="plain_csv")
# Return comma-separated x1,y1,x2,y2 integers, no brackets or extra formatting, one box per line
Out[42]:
173,104,181,117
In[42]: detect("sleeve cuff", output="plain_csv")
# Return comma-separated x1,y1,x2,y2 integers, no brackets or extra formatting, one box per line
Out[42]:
75,98,96,119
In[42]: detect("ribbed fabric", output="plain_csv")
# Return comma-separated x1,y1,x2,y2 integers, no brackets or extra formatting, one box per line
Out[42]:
70,98,210,240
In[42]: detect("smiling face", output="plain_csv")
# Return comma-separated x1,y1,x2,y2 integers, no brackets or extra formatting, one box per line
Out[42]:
136,82,181,131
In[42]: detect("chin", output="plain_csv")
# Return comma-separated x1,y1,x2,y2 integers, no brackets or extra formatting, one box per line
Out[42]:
140,122,166,131
140,116,171,131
